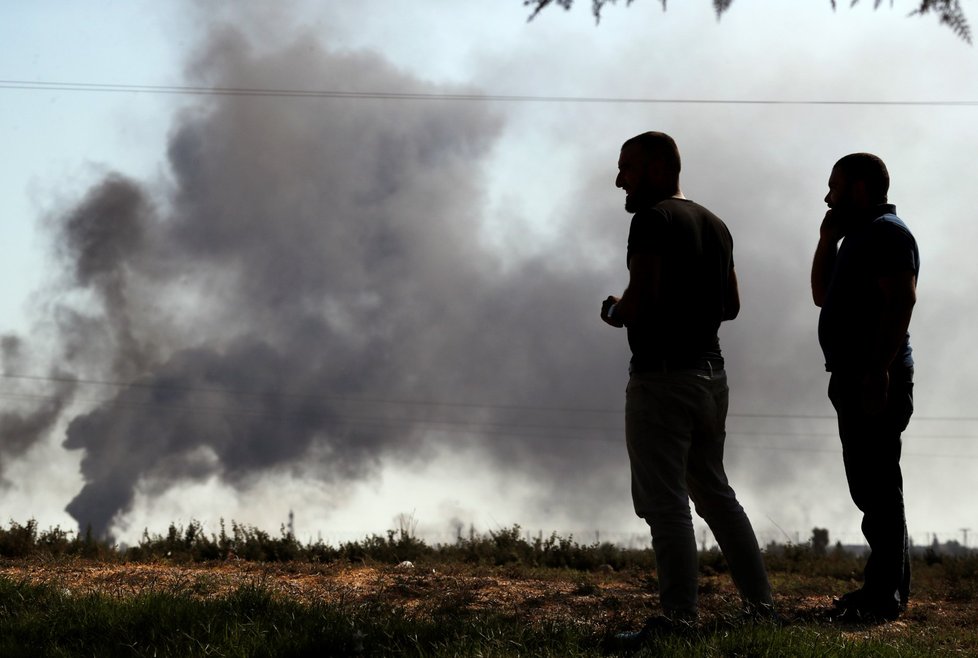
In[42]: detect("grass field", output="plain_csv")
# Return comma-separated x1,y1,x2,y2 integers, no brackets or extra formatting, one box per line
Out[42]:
0,521,976,656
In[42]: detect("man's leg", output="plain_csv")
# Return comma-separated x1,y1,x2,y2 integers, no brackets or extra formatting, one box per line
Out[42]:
685,370,773,609
830,372,913,613
891,374,914,608
626,373,698,618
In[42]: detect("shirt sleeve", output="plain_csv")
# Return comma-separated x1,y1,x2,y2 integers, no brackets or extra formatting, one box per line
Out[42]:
626,207,668,267
872,222,918,277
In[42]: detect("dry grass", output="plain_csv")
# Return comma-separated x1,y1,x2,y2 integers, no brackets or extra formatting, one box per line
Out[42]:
3,556,977,648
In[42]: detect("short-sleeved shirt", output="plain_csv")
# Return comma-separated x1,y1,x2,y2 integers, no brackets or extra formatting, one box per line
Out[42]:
625,197,735,372
817,204,919,372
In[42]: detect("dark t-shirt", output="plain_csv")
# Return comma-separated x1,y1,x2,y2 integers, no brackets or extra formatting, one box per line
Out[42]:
625,197,735,371
817,204,919,372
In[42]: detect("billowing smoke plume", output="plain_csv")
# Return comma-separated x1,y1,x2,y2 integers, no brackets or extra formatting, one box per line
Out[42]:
0,337,78,482
18,27,625,538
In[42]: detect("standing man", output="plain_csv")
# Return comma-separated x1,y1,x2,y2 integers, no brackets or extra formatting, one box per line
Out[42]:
812,153,918,622
601,131,773,632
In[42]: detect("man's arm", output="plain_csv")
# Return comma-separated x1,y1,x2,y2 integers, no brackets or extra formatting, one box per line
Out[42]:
723,267,740,321
811,210,845,307
860,270,917,413
600,251,661,328
871,270,917,370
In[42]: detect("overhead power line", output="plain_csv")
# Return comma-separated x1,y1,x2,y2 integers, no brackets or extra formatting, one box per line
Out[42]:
4,386,978,458
1,79,977,107
4,371,978,425
0,372,623,416
4,371,978,457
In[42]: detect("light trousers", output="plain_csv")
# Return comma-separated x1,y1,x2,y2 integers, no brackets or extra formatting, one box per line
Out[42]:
625,367,772,617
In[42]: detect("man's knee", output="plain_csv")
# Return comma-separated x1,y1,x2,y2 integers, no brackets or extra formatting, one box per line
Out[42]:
643,507,695,537
688,481,742,521
850,487,905,517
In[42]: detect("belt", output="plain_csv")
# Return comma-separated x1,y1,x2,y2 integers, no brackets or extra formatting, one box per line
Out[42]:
630,358,724,375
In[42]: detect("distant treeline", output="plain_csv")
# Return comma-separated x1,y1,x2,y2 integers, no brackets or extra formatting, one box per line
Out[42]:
0,519,973,575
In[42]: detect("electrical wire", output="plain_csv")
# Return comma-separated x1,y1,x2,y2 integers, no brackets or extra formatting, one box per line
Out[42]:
4,371,978,422
1,79,977,106
3,372,978,457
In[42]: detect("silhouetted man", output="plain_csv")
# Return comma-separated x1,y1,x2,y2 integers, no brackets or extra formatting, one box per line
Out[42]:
601,132,773,635
812,153,918,622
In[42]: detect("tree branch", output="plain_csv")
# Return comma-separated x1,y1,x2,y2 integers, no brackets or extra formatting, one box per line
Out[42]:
523,0,972,42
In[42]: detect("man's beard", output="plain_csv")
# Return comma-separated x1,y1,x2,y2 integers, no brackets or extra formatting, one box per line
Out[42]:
624,195,638,213
827,200,857,222
625,189,669,213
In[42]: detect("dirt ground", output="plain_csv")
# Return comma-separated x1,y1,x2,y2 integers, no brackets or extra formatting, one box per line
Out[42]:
1,559,974,643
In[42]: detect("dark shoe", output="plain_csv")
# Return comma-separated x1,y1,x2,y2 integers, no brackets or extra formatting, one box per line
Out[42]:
833,587,905,611
828,604,899,624
833,588,865,608
828,589,901,623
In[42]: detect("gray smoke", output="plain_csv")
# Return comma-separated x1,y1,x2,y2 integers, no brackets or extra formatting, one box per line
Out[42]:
0,336,77,482
19,26,626,538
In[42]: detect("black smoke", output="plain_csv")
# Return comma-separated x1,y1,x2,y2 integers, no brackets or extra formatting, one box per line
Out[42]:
20,27,625,538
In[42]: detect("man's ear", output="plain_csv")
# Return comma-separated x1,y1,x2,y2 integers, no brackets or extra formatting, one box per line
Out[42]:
645,159,665,185
851,179,869,206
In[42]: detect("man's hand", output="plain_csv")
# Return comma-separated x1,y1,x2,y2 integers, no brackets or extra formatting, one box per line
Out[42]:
861,369,890,415
819,209,847,244
601,295,624,328
812,209,847,307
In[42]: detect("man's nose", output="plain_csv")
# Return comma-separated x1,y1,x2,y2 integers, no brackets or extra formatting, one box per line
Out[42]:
615,173,624,188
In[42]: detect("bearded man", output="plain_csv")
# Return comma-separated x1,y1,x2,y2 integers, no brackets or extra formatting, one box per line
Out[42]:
602,132,773,636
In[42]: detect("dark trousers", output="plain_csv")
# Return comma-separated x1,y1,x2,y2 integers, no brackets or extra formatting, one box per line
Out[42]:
828,369,914,608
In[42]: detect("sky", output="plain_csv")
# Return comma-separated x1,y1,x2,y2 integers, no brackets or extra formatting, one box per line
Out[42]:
1,0,977,550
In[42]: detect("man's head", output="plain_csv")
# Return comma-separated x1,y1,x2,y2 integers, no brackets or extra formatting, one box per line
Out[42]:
616,131,681,213
825,152,889,213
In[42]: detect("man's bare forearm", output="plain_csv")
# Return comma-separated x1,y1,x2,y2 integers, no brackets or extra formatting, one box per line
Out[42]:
811,237,838,308
614,252,660,327
813,210,845,308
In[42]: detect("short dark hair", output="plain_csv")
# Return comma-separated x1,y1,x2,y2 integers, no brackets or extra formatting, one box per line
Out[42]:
833,153,889,203
622,131,681,180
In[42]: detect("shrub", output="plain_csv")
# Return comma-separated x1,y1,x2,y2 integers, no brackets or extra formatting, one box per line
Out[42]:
0,519,38,558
